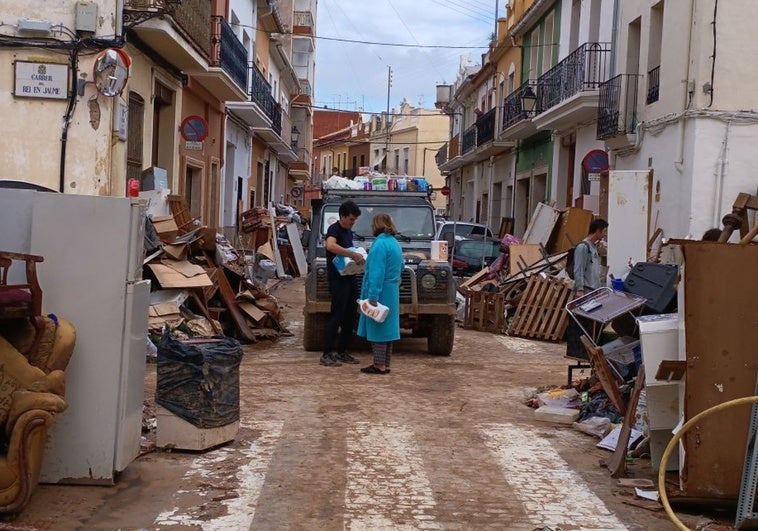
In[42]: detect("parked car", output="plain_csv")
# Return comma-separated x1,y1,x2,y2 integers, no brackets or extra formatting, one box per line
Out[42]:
450,235,502,276
435,221,493,244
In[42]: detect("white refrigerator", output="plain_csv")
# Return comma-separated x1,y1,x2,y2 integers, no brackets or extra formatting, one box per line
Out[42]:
0,190,149,484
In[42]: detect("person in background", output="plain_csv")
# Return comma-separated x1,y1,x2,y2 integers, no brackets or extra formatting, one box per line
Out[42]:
357,214,404,375
566,218,609,359
573,219,609,297
321,200,365,367
702,228,721,241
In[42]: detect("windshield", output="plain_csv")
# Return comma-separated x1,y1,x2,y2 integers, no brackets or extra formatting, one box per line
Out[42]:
322,205,435,239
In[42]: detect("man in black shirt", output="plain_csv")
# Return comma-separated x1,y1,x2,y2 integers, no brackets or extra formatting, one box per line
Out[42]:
321,200,365,366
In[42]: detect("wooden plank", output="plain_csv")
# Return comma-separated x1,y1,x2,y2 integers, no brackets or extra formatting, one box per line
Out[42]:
215,266,257,343
551,207,594,253
521,202,561,246
508,244,543,275
546,288,572,341
606,367,646,478
521,277,552,336
285,222,308,276
535,279,561,339
581,335,626,415
506,277,536,335
268,207,285,278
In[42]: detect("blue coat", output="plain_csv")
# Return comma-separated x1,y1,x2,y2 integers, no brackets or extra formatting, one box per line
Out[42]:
357,233,403,342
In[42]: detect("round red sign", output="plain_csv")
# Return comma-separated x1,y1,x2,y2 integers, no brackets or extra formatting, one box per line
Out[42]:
440,185,451,196
180,115,208,142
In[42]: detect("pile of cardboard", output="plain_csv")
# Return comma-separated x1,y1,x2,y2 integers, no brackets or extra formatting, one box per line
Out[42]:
143,199,298,344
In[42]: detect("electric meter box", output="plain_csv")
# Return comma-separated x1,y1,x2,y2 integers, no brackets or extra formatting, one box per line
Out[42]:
75,1,98,33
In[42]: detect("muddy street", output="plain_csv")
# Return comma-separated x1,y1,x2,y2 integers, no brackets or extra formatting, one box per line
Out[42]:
8,277,679,530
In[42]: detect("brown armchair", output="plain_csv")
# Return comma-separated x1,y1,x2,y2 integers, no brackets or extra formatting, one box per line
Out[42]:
0,251,74,516
0,317,74,517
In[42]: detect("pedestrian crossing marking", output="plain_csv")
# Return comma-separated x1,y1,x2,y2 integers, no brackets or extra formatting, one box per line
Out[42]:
479,423,627,530
345,421,441,530
154,420,283,530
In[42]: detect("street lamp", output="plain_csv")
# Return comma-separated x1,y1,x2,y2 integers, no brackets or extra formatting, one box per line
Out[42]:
520,85,538,116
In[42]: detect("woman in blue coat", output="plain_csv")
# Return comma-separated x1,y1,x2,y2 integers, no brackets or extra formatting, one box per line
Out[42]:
357,213,404,374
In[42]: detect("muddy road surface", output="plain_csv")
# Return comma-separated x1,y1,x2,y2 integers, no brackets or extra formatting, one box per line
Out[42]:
7,277,686,530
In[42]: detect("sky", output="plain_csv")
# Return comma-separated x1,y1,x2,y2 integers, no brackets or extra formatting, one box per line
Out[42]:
314,0,503,116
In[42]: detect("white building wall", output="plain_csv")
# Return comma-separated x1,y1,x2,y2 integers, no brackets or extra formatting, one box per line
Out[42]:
0,1,119,194
611,0,758,239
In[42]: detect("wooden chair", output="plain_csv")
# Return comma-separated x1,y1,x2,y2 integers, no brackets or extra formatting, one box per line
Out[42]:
0,252,46,357
166,195,200,235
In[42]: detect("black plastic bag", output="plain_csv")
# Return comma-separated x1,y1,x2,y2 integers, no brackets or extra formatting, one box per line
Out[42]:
156,332,243,429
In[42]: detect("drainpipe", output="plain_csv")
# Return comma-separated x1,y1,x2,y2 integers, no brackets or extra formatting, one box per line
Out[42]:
610,0,620,77
674,0,696,172
712,120,731,228
60,43,80,193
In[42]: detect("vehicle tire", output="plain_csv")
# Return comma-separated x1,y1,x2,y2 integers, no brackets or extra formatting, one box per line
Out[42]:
427,314,455,356
303,312,328,351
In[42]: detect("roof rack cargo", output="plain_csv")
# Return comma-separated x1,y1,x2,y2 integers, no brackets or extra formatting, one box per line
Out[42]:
322,188,431,199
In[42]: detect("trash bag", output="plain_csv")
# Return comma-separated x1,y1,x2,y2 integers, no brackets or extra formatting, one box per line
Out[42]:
156,332,243,429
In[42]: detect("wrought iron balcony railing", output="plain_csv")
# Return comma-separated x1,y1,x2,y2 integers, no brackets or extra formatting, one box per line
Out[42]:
435,142,448,166
502,80,537,129
124,0,211,58
250,64,282,134
646,65,660,104
298,78,312,96
461,124,477,155
597,74,641,140
211,16,248,90
537,42,612,112
476,108,496,146
294,11,314,28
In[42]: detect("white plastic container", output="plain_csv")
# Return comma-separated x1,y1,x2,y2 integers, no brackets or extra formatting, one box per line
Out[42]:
430,240,448,261
358,299,389,323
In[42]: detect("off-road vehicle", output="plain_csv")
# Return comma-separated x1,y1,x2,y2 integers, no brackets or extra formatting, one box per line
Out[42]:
303,188,456,356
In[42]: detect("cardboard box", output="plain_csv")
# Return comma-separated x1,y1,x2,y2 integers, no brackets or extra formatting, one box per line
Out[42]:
151,215,179,240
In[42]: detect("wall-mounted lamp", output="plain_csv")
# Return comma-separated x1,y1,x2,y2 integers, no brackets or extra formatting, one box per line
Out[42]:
291,126,300,147
520,85,537,115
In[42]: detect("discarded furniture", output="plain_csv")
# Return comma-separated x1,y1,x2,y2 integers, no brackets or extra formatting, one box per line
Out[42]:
507,275,572,342
0,252,46,358
0,316,75,515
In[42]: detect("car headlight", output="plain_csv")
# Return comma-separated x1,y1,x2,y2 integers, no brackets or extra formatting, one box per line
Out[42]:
420,273,437,290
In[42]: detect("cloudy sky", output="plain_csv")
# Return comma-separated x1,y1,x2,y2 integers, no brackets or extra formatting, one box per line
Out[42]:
314,0,502,115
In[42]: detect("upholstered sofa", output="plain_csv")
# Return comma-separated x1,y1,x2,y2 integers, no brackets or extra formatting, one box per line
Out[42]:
0,316,75,515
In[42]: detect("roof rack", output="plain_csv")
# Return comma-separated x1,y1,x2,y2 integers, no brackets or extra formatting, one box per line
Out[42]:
322,188,430,198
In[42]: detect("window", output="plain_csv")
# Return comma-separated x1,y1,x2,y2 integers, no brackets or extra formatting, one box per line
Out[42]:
528,27,540,79
542,13,555,74
393,149,400,173
126,92,144,185
403,148,409,174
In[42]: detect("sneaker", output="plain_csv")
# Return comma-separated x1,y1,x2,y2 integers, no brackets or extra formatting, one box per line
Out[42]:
320,353,342,367
335,352,359,364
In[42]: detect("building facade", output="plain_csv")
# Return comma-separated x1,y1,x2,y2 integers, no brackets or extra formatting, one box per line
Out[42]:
1,0,316,230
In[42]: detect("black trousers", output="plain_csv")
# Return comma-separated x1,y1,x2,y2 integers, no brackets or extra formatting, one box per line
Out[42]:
323,275,359,356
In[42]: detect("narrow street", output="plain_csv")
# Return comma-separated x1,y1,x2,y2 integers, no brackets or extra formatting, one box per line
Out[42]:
8,277,680,530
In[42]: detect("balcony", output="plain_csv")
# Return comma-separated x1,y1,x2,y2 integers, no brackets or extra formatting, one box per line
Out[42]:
435,142,448,166
293,11,314,36
193,16,248,101
293,78,312,106
437,134,462,173
227,64,284,139
646,65,660,104
124,0,211,71
596,74,641,149
473,108,514,157
501,80,538,140
289,148,311,176
532,42,612,131
461,124,477,155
